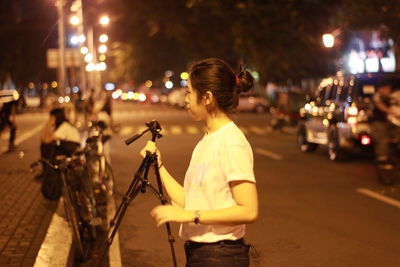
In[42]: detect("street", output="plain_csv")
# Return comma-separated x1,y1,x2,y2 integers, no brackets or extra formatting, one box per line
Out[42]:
1,102,400,267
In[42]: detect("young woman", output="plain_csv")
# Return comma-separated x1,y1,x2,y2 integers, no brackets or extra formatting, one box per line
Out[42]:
141,58,259,266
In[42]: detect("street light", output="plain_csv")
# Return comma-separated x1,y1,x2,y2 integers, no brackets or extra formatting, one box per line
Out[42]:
99,15,110,26
322,34,335,48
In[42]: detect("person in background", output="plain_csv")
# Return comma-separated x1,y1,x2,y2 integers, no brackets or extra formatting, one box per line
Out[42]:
141,58,259,267
39,107,81,178
0,99,18,152
371,82,397,169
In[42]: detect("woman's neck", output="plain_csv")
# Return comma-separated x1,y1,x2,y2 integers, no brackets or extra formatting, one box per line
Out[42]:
205,112,232,135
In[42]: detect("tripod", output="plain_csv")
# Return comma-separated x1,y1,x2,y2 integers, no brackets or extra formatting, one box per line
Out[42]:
100,120,177,267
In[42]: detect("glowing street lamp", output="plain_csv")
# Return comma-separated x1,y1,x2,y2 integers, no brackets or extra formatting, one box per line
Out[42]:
80,46,89,54
323,34,335,48
99,34,108,43
98,44,107,54
70,15,80,25
99,15,110,26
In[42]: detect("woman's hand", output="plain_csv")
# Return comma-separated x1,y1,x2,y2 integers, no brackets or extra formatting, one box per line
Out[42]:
140,141,162,164
150,205,192,227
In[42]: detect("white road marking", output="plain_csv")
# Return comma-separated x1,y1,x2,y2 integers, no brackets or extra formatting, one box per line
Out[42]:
119,126,134,136
169,126,183,135
186,125,200,135
108,196,122,267
34,199,72,267
249,126,268,135
254,147,284,160
356,188,400,209
1,123,44,153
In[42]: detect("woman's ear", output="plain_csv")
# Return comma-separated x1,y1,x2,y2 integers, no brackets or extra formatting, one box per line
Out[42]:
203,91,214,105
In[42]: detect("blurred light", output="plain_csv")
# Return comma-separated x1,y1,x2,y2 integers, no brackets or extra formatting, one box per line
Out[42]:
116,89,123,96
86,62,95,72
66,87,71,94
99,54,106,61
84,53,93,63
348,51,364,74
112,91,119,99
250,71,259,81
145,80,153,88
96,62,107,71
99,15,110,26
51,81,58,88
151,94,159,103
162,77,169,83
78,34,86,43
365,57,379,73
64,96,71,103
347,116,358,125
98,44,107,54
361,135,371,145
180,72,189,80
80,46,89,55
70,1,81,12
127,91,134,100
121,92,128,101
165,70,173,77
322,34,334,48
70,35,79,45
180,80,188,87
347,106,358,116
58,96,65,103
28,82,34,89
304,103,311,111
70,15,80,25
72,86,79,93
99,34,108,43
165,81,173,89
160,95,168,103
105,83,115,91
138,93,146,102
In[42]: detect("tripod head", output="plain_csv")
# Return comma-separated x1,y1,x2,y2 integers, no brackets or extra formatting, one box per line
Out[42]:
125,120,163,145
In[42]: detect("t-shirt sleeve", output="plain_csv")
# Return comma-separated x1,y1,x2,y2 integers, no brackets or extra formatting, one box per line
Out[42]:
218,141,256,183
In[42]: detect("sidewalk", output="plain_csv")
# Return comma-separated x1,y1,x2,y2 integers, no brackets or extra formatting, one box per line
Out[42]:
0,132,58,266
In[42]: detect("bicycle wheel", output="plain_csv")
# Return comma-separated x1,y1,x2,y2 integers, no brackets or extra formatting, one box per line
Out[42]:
61,173,86,261
103,161,114,197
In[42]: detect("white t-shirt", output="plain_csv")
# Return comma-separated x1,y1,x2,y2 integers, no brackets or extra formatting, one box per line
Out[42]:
54,122,81,144
179,121,256,243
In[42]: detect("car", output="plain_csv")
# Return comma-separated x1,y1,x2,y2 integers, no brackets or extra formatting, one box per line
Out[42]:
297,72,400,160
237,94,270,113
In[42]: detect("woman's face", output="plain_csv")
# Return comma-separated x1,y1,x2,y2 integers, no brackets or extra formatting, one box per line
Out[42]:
185,80,208,121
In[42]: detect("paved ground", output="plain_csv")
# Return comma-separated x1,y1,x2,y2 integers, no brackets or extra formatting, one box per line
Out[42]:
0,129,59,267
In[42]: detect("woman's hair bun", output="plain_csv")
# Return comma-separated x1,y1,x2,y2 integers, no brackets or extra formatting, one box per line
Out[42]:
236,70,254,94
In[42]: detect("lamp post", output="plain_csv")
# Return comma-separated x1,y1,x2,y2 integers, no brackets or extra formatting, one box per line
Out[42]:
56,0,67,96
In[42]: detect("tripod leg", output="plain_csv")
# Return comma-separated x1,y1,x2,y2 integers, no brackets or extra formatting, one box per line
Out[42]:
111,154,152,227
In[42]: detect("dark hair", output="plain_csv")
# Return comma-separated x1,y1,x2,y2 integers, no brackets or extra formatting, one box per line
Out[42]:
50,108,68,129
189,58,254,113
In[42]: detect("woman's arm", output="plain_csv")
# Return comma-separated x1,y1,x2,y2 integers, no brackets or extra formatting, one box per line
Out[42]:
141,141,185,207
151,180,258,227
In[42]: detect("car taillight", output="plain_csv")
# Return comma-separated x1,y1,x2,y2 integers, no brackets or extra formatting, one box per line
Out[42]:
360,135,371,145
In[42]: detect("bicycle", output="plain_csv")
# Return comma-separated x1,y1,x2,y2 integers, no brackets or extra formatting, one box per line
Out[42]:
84,120,115,222
38,151,100,261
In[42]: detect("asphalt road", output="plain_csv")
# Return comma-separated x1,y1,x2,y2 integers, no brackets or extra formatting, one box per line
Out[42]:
1,101,399,267
107,102,400,267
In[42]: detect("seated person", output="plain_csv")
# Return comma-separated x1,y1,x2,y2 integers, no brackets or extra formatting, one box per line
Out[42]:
40,107,81,172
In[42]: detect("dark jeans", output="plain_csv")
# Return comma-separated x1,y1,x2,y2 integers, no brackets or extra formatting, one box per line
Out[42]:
184,238,250,267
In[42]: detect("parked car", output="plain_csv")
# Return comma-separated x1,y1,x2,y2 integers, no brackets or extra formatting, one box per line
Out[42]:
237,94,270,113
297,72,400,160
